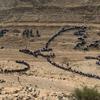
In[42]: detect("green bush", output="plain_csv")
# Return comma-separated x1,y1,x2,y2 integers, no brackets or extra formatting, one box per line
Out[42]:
72,86,100,100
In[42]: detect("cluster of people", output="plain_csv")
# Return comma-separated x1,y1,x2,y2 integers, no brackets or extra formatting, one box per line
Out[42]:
73,27,88,51
0,29,9,37
74,27,87,36
88,40,100,49
22,29,40,38
19,49,34,55
40,47,52,52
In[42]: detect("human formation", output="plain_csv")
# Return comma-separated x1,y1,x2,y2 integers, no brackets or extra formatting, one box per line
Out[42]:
0,26,100,80
19,26,100,80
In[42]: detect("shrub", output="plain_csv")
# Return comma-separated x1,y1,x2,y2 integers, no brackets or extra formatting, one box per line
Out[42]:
72,86,100,100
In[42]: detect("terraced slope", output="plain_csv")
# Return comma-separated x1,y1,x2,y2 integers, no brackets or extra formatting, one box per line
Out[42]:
0,0,100,99
0,0,100,23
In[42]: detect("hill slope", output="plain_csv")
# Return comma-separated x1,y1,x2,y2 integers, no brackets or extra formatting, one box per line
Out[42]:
0,0,100,23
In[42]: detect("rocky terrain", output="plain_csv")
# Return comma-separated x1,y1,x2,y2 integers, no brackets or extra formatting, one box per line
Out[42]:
0,0,100,100
0,0,100,23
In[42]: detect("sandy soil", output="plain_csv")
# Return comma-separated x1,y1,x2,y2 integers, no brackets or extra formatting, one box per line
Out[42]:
0,24,100,100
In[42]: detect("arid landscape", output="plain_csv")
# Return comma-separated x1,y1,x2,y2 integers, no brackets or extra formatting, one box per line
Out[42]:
0,0,100,100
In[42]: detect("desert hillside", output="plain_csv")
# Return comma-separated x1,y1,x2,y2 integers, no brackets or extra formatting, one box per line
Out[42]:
0,0,100,100
0,0,100,23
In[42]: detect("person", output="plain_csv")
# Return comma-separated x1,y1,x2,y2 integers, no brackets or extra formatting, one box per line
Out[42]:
96,61,100,65
0,29,9,37
36,30,40,37
22,29,30,38
30,29,34,37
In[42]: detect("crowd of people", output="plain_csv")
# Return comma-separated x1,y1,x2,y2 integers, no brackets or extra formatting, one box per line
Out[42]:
22,29,41,38
74,28,100,51
16,26,100,80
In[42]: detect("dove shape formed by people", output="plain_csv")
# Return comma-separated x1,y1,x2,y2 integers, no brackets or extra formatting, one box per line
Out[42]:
19,26,100,80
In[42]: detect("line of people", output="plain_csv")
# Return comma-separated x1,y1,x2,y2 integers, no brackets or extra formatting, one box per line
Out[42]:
19,47,55,58
47,58,100,80
85,55,100,66
19,26,100,80
45,26,86,48
0,60,30,74
19,49,34,55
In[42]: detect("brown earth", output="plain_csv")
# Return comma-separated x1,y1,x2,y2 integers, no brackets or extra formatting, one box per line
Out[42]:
0,0,100,100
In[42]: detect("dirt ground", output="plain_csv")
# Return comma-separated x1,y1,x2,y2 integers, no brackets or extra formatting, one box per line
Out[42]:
0,24,99,100
0,0,100,99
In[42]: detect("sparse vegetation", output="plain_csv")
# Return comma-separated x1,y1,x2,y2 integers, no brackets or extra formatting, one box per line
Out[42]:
72,86,100,100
